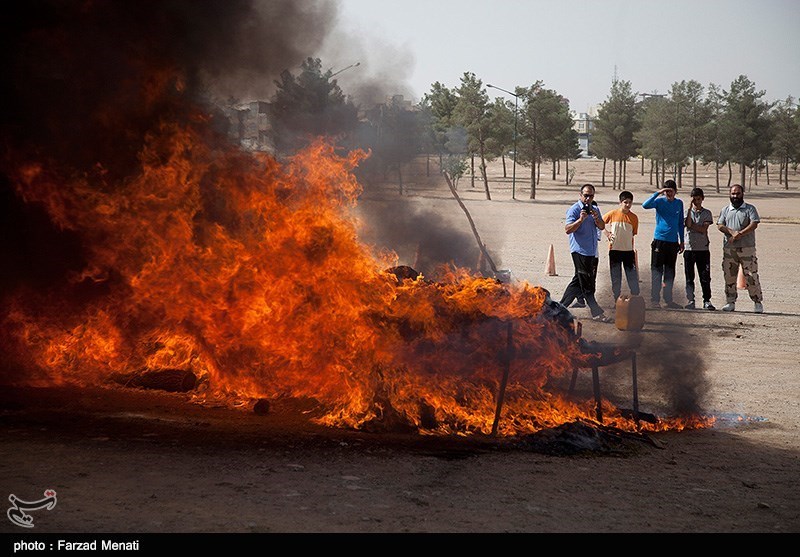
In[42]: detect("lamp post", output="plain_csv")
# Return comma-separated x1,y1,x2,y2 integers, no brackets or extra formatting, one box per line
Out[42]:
329,62,360,78
487,84,519,200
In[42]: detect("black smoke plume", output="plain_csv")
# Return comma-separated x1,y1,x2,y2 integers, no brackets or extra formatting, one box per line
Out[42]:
1,0,337,177
0,0,337,295
1,0,488,295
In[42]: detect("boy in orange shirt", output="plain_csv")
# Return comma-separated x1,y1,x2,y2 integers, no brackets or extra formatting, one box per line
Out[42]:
603,190,640,301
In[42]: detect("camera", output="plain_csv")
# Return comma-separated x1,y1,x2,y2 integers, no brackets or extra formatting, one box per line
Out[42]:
582,203,593,214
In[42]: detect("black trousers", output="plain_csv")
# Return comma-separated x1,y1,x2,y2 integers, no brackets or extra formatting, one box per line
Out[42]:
683,250,712,303
609,250,640,300
650,240,680,303
559,252,603,317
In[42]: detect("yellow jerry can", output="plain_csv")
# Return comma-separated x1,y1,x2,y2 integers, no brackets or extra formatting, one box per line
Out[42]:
615,294,646,331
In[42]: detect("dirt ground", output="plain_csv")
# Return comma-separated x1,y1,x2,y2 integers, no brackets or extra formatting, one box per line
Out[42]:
1,158,799,535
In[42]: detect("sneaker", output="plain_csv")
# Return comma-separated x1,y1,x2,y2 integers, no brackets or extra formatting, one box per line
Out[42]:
722,302,735,312
649,301,661,309
570,300,586,308
591,313,613,323
754,302,763,314
684,301,696,310
665,301,682,309
703,301,716,310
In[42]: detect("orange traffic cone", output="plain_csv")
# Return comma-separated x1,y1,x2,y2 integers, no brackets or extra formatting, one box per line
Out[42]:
737,265,747,289
545,244,557,276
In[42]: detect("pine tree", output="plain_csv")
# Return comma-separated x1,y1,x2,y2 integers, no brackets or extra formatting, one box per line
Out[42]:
453,73,493,200
720,75,773,188
592,80,639,190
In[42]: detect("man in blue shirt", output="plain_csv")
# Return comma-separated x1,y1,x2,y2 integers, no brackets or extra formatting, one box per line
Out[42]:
641,179,684,309
558,184,611,322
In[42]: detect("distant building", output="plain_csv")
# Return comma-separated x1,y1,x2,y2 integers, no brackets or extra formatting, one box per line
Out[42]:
241,101,273,151
387,94,414,110
572,108,597,158
224,94,415,152
359,94,417,121
223,101,274,152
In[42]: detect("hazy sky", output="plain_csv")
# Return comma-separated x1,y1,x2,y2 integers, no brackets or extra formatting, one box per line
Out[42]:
326,0,799,112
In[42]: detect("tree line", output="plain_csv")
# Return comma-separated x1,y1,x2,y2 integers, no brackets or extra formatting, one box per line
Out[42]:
596,76,797,193
245,58,800,199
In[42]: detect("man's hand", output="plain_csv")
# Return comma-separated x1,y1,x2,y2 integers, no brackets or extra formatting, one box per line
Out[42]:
678,242,685,254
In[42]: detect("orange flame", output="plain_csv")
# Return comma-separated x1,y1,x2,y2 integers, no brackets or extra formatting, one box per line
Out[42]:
1,122,711,435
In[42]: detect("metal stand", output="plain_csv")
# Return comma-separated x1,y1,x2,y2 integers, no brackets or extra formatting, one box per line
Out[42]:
567,325,639,425
491,321,514,436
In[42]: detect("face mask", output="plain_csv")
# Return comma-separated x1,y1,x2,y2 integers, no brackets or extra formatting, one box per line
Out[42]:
730,197,744,208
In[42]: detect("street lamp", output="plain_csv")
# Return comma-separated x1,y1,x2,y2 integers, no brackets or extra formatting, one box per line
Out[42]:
487,84,519,200
329,62,360,78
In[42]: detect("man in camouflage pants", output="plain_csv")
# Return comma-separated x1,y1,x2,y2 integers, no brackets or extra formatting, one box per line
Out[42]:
717,184,763,313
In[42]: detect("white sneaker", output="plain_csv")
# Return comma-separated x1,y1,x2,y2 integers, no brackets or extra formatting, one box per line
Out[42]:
754,302,763,314
722,303,735,312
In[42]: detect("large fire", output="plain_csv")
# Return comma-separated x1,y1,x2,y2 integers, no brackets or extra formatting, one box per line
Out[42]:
1,116,710,436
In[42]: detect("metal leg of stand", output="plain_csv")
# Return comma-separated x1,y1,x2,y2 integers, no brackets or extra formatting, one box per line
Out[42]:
591,365,603,423
631,352,639,425
568,367,579,395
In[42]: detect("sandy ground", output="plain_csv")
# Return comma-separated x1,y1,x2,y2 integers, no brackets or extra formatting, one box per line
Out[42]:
1,157,799,535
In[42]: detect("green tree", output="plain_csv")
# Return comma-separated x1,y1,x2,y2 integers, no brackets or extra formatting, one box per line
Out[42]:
669,80,711,188
592,80,639,190
515,82,548,199
538,95,579,183
415,102,436,177
441,155,468,189
452,72,493,200
635,95,671,187
720,75,774,188
484,97,515,179
795,105,800,178
268,57,359,155
558,125,582,186
770,97,799,189
420,82,459,169
362,96,422,195
699,84,729,193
